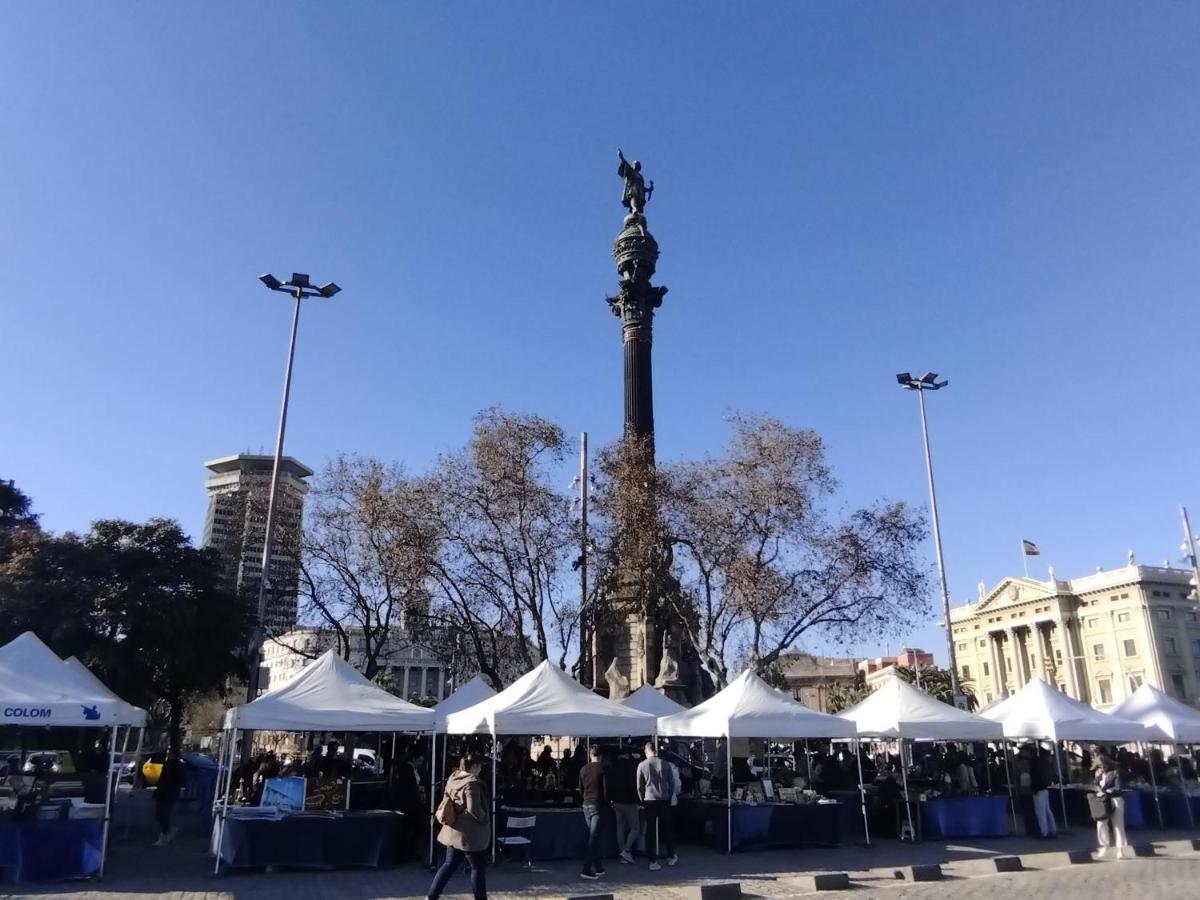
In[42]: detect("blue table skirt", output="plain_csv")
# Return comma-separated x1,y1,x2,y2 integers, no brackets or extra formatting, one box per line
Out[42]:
920,796,1010,839
1049,788,1147,830
0,818,104,882
676,799,843,852
496,806,618,861
218,811,402,870
1151,792,1200,829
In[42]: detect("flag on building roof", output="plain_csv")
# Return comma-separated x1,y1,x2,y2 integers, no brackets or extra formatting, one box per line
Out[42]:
1022,539,1040,556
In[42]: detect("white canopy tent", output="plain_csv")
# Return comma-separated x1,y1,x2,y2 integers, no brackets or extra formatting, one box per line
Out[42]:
980,678,1156,743
0,632,147,878
839,676,1004,841
620,684,686,718
433,675,497,733
838,676,1003,742
214,650,435,874
443,659,655,737
658,669,863,851
1109,683,1200,743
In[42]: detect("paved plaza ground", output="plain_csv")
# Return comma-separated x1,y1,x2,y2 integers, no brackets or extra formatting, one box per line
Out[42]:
5,791,1198,900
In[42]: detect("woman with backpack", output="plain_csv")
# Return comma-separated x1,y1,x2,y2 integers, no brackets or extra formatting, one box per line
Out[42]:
426,752,491,900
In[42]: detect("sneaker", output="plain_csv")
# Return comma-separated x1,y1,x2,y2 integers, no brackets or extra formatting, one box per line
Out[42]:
619,851,634,864
666,854,678,867
164,827,178,845
649,861,662,871
152,835,167,848
596,867,606,876
580,872,598,880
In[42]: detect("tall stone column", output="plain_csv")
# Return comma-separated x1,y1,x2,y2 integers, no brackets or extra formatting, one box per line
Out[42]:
1027,624,1042,682
988,633,1006,699
1058,619,1080,700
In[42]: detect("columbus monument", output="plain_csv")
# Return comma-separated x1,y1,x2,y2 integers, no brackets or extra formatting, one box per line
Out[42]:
585,151,699,705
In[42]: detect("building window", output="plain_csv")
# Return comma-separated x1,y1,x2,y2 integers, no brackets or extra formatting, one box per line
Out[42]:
983,661,990,676
1165,637,1178,655
1055,649,1063,661
979,639,987,648
1187,611,1198,623
957,642,967,651
1117,612,1131,623
1097,679,1113,704
1130,673,1143,689
1110,595,1119,602
1123,639,1137,657
1156,608,1172,621
986,693,993,703
1172,673,1188,699
1087,617,1099,629
1092,643,1105,660
962,665,971,679
1192,639,1200,655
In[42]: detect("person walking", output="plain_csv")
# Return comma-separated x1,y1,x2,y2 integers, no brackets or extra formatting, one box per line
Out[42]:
610,751,642,863
1094,755,1128,859
1031,745,1057,838
153,750,184,847
426,753,491,900
636,742,678,871
578,745,609,880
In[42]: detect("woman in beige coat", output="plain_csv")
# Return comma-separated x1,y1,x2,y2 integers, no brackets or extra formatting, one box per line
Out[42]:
426,752,491,900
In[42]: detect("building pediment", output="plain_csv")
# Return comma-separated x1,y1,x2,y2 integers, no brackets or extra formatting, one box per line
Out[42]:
975,577,1056,613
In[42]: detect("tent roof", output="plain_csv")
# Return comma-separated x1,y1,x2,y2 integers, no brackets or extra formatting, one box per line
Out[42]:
63,657,148,727
434,675,497,731
620,684,687,717
225,650,435,732
1109,683,1200,742
980,677,1155,741
0,631,145,727
443,660,656,737
658,669,857,739
838,676,1003,741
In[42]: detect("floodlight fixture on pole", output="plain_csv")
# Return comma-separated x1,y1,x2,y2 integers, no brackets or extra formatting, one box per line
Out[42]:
896,370,963,707
245,271,341,711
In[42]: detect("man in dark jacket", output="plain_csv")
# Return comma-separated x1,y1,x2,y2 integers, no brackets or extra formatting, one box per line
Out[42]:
578,745,609,880
153,751,185,847
609,751,642,863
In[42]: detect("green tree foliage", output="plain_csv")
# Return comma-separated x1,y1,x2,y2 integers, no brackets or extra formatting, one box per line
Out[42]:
824,677,874,714
894,665,978,711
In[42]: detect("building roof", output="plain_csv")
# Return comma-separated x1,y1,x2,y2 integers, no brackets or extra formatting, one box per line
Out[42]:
204,454,314,479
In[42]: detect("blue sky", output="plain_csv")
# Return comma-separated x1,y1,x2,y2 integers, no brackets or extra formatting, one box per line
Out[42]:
3,3,1200,663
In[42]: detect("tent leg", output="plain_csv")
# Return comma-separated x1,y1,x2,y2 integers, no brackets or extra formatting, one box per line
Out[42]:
1050,740,1068,830
1178,746,1196,828
99,726,116,878
1001,740,1019,833
428,732,436,868
491,735,497,864
900,740,915,841
214,729,237,875
1143,741,1164,829
804,739,812,784
726,735,732,854
854,739,870,846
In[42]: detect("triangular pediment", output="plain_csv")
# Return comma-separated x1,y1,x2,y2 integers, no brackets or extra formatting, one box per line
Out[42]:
975,576,1056,612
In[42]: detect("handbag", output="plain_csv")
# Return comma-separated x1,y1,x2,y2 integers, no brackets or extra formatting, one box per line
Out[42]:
435,788,459,827
1086,792,1112,821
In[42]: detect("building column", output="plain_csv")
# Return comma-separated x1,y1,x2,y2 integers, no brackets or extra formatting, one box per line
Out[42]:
402,665,412,698
1005,628,1024,688
988,633,1006,699
1059,618,1081,701
1027,624,1042,683
436,667,445,700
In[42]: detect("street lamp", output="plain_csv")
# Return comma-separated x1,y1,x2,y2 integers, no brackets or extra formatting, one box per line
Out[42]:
246,273,341,705
895,371,965,708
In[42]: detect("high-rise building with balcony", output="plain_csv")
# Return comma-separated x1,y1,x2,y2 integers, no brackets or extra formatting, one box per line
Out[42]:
202,454,312,634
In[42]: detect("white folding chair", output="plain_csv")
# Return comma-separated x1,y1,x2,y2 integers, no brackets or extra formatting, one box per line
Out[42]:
497,815,536,867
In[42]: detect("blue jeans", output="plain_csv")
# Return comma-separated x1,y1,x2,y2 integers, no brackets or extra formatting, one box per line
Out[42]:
582,802,607,874
427,846,487,900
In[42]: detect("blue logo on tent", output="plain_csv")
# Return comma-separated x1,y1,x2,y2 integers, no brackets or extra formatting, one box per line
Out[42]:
81,705,101,721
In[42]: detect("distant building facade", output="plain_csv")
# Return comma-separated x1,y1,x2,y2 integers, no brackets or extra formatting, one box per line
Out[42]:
262,627,449,702
202,454,311,634
777,653,859,712
858,648,935,691
949,561,1200,709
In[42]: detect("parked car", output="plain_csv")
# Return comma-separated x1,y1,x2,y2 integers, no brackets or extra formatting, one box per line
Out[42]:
22,751,75,775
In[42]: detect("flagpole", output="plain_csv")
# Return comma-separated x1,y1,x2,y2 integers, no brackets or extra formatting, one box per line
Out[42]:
1021,538,1029,578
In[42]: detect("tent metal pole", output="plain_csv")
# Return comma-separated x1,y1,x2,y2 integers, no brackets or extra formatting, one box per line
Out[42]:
99,725,116,878
1001,740,1019,832
214,728,237,875
804,739,812,784
854,738,870,846
491,732,497,863
1143,741,1164,829
1177,745,1196,828
726,734,733,854
428,731,436,868
900,740,915,841
1049,739,1068,830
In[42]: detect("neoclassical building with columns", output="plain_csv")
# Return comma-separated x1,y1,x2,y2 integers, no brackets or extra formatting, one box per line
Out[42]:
948,561,1200,709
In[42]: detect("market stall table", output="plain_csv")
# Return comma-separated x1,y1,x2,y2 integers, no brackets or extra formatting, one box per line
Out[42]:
0,817,104,882
495,805,618,861
676,797,842,852
920,795,1009,839
1156,791,1200,829
216,810,403,870
1049,786,1147,829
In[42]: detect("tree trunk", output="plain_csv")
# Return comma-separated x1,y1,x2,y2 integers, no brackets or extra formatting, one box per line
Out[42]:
168,697,184,754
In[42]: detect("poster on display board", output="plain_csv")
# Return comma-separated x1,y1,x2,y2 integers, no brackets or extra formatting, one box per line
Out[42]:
260,776,306,811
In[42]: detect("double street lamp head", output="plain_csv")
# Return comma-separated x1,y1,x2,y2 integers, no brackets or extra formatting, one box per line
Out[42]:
896,371,948,391
259,272,341,299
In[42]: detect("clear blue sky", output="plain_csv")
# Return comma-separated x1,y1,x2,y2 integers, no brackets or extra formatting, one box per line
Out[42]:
4,3,1199,663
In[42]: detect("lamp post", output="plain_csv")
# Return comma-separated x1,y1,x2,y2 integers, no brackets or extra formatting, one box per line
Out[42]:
245,273,341,706
896,371,964,708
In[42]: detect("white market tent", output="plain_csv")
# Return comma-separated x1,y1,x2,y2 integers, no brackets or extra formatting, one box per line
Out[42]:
838,676,1003,742
223,649,435,733
658,669,863,851
1110,683,1200,743
0,632,145,727
434,675,497,732
980,677,1156,743
443,659,655,737
0,632,147,878
658,669,857,739
620,684,686,717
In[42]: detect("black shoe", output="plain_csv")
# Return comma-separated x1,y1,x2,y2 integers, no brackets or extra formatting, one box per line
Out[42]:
580,872,598,880
596,868,607,876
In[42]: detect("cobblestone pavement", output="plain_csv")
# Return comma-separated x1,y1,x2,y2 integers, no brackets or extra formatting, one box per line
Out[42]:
4,792,1197,900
